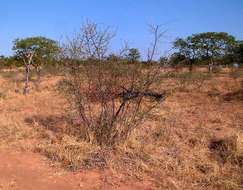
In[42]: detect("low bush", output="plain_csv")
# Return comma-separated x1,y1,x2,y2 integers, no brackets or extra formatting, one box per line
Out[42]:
58,61,165,146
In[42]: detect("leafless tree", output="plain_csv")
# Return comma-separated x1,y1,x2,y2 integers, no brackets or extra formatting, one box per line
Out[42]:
147,24,167,63
60,61,164,146
60,21,165,146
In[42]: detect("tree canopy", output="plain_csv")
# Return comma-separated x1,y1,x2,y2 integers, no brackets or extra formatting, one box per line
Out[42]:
173,32,237,64
13,36,59,65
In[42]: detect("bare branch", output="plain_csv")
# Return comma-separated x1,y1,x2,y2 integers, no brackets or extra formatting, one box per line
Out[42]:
147,24,167,63
118,40,130,58
61,20,115,61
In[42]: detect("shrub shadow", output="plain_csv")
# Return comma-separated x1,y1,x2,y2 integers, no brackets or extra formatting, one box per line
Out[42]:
223,89,243,102
24,114,87,140
24,115,70,134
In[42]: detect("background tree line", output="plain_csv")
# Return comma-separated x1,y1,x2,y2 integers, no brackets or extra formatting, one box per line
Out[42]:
0,29,242,70
171,32,243,71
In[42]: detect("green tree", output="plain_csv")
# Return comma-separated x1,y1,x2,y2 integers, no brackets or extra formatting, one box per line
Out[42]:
168,53,188,67
174,32,237,71
173,37,197,71
12,36,59,94
193,32,236,59
126,48,141,63
106,53,121,62
13,36,59,66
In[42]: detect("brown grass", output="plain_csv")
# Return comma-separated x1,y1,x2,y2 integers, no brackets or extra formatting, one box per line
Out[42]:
0,67,243,189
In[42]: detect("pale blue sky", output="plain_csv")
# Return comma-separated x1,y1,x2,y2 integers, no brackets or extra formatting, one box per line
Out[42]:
1,0,243,57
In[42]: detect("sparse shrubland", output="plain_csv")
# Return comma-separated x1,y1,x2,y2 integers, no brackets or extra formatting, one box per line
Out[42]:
0,65,243,189
0,20,243,189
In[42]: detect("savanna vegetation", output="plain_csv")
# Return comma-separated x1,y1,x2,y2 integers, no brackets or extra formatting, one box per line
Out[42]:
0,20,243,190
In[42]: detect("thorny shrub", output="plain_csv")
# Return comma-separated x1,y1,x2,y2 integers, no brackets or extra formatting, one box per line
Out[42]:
58,61,165,146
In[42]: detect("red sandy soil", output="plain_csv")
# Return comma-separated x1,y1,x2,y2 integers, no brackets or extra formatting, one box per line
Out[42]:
0,150,153,190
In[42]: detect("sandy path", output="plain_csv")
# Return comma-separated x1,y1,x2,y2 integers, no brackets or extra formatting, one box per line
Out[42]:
0,150,152,190
0,150,80,190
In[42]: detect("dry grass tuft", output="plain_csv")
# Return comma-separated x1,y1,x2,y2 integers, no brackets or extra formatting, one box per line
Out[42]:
34,135,102,170
209,135,243,168
209,135,238,163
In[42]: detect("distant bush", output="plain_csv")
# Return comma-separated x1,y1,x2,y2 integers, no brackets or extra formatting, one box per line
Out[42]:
168,53,188,67
0,56,23,68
